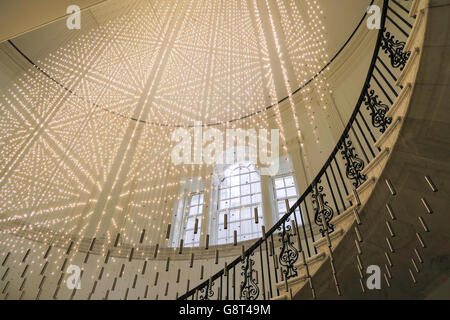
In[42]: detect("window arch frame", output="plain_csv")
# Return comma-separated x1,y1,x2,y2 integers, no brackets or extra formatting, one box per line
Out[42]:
212,161,264,245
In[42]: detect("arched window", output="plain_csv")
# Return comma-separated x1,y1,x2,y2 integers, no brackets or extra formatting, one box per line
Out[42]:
214,161,264,245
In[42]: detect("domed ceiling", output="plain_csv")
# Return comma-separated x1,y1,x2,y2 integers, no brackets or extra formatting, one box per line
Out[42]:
10,0,371,126
0,0,372,241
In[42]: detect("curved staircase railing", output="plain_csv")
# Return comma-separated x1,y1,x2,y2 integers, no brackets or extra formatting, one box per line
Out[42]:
178,0,415,300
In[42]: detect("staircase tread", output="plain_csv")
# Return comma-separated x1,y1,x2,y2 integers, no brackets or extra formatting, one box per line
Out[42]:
346,177,376,202
374,116,403,149
275,273,309,289
312,228,344,248
361,147,390,176
294,251,326,268
270,293,289,300
330,204,357,226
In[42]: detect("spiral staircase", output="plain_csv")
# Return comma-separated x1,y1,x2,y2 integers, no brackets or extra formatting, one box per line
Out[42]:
180,0,450,301
290,0,450,300
0,0,448,301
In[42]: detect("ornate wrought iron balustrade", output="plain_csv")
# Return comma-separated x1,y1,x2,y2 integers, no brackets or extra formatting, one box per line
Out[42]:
179,0,414,300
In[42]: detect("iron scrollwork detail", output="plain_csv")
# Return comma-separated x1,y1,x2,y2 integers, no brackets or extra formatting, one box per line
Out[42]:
339,136,367,188
277,218,299,280
199,280,214,300
363,84,392,133
312,183,335,236
240,252,259,300
381,30,411,71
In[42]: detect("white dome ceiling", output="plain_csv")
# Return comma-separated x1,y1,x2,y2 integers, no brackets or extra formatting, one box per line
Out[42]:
11,0,371,126
0,0,373,241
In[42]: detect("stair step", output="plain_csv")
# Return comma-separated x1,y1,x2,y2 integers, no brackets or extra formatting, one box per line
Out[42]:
270,292,289,300
294,251,326,270
347,177,376,203
386,83,412,119
361,147,390,177
275,274,309,290
397,47,420,88
374,116,402,149
405,5,425,52
313,228,344,251
329,204,358,227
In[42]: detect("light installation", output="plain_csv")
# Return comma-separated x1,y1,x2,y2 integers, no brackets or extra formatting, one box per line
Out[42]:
0,0,334,299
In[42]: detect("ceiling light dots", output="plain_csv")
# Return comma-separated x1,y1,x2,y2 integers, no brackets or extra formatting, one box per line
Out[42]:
0,0,337,300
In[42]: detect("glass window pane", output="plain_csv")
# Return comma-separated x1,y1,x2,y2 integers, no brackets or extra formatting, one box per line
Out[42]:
221,179,230,189
284,176,294,187
217,225,226,239
240,174,250,185
228,221,239,231
250,172,259,182
241,195,251,206
278,200,286,214
294,211,303,226
240,220,252,234
184,230,194,242
220,188,229,199
286,187,297,197
241,184,250,196
251,183,260,194
231,176,240,186
256,206,263,218
230,186,240,198
274,178,284,189
189,206,197,216
191,195,199,205
220,200,229,210
251,194,261,204
186,217,196,229
230,197,240,208
241,207,251,220
276,188,286,198
229,210,239,222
